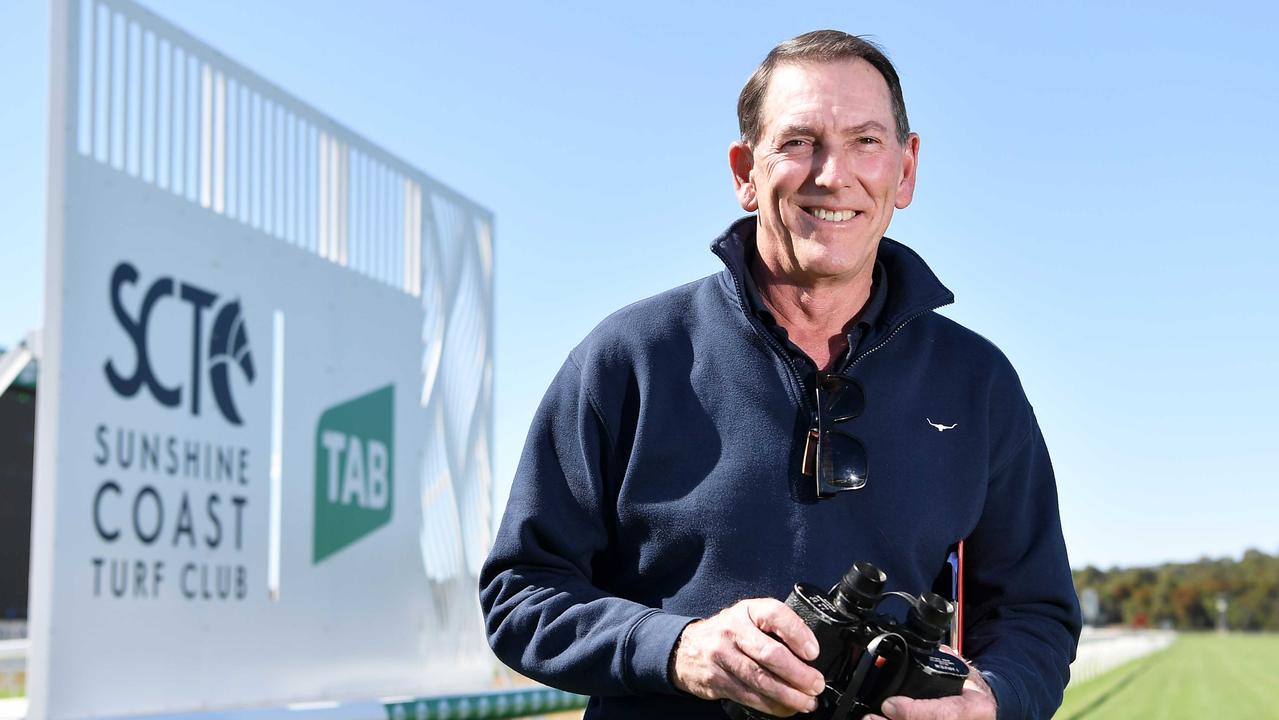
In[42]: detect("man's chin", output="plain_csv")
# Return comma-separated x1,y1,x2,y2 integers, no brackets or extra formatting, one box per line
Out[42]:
789,241,877,281
789,259,874,286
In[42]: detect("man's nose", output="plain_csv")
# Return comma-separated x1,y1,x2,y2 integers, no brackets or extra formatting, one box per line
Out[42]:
812,147,853,189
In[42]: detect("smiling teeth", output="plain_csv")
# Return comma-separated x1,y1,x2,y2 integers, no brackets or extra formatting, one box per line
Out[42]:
810,208,857,222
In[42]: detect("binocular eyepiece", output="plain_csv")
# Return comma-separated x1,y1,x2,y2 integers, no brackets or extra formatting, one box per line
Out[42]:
831,562,884,615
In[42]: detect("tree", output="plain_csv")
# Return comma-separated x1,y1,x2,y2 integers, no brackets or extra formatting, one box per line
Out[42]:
1072,549,1279,631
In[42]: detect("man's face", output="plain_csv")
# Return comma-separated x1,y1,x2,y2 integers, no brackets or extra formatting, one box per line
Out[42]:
730,58,920,284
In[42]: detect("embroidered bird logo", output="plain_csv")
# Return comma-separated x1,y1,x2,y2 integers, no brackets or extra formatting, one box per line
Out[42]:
926,418,958,432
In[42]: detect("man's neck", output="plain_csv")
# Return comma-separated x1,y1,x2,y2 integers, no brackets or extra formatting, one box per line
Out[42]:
749,255,875,372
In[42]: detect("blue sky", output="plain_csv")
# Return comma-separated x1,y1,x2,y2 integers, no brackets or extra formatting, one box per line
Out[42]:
2,1,1276,570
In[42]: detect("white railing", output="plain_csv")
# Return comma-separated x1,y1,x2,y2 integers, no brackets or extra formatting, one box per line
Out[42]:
71,0,493,298
1068,627,1176,686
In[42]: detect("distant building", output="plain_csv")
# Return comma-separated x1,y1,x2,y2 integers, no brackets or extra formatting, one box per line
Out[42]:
0,347,36,625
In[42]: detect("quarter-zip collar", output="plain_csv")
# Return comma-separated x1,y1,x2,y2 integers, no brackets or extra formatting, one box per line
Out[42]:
710,216,956,357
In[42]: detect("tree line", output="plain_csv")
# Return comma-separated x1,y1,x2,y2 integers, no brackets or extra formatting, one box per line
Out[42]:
1072,549,1279,631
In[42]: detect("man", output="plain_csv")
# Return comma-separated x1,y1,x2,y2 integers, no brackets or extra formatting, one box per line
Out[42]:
480,31,1080,720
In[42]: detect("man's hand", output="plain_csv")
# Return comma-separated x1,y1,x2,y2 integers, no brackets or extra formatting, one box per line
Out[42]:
671,598,826,717
867,652,997,720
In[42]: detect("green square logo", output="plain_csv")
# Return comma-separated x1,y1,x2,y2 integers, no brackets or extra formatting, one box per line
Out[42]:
313,384,394,563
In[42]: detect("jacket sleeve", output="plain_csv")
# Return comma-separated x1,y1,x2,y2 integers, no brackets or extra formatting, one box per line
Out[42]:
964,414,1082,720
478,355,696,696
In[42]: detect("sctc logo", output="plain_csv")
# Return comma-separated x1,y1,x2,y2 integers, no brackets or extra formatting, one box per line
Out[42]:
104,261,256,425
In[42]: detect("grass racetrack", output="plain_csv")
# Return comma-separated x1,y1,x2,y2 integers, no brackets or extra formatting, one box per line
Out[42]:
1056,633,1279,718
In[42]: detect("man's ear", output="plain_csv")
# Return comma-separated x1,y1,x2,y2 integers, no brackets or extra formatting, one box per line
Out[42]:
894,132,921,210
729,141,757,212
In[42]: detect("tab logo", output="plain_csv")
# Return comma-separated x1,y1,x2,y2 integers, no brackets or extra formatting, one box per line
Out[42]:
313,385,394,563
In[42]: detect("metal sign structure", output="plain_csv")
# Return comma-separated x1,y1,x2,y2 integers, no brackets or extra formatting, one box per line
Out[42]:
30,0,496,716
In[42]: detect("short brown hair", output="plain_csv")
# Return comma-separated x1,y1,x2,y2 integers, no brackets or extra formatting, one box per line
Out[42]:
737,30,910,146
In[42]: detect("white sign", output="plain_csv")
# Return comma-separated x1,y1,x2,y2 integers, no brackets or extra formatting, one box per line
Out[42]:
29,1,496,717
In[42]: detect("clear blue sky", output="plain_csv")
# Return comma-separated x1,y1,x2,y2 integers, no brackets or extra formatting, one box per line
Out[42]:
2,1,1276,570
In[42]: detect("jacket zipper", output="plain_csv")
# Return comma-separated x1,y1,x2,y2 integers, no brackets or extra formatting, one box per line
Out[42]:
845,307,937,371
717,247,946,416
822,308,939,427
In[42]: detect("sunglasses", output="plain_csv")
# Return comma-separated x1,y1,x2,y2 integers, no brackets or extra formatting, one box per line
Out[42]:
801,373,868,497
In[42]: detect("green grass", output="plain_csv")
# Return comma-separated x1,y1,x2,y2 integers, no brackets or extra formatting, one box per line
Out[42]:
1057,633,1279,719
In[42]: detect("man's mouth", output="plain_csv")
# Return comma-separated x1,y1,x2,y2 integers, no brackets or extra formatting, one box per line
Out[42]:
804,207,861,222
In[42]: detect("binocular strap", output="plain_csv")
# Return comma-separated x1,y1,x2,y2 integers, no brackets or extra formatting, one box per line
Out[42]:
833,632,910,719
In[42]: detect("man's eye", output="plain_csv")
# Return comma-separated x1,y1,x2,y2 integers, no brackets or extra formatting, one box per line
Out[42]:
783,139,810,148
857,136,880,145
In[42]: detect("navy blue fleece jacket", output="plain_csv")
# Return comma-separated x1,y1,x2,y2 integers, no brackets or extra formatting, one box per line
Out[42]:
480,219,1081,719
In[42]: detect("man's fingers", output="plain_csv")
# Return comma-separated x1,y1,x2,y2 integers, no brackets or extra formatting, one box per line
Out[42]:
882,696,961,720
744,598,820,661
879,690,996,720
884,695,971,720
737,598,825,697
714,674,780,716
670,601,823,716
734,621,825,696
676,631,815,717
881,697,934,719
721,649,818,716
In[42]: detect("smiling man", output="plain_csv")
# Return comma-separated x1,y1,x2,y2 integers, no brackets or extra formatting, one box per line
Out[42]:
480,31,1080,720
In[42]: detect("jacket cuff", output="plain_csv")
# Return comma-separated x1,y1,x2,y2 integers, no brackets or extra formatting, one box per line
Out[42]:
977,667,1023,720
622,610,698,694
